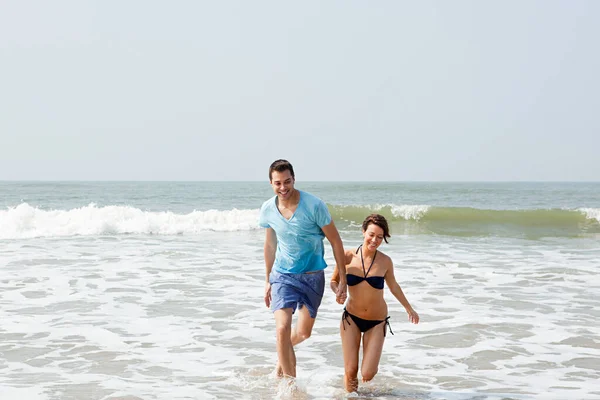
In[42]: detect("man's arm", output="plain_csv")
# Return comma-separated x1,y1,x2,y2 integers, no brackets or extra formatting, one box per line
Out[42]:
264,227,277,308
330,264,339,291
321,221,347,301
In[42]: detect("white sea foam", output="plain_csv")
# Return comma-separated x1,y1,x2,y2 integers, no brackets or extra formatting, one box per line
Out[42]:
367,203,431,220
1,230,598,399
0,203,260,239
389,204,430,220
579,207,600,222
0,386,49,400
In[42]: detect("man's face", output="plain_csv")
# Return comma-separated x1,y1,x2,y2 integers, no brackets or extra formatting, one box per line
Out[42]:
270,170,295,201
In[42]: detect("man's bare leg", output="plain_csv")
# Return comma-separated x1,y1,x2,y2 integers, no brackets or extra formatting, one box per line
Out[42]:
275,306,316,377
274,308,296,377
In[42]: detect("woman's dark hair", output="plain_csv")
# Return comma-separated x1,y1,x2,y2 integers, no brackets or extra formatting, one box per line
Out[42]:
362,213,391,243
269,159,295,181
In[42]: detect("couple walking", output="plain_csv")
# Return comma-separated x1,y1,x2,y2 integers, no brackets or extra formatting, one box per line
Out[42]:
259,159,419,393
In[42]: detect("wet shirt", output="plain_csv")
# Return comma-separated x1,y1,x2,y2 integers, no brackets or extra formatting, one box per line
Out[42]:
259,190,332,274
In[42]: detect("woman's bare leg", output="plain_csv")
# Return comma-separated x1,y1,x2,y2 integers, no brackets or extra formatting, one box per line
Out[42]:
340,316,361,392
360,322,386,382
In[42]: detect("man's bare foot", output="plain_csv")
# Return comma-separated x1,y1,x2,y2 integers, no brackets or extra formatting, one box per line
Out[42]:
344,373,358,392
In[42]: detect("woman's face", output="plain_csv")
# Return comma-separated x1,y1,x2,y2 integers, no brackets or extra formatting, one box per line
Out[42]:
362,223,384,251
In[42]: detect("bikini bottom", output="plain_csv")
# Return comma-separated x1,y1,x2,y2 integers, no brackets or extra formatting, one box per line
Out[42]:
342,307,393,337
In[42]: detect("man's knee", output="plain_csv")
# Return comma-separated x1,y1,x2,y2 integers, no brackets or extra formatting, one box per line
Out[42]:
276,324,292,341
295,328,311,343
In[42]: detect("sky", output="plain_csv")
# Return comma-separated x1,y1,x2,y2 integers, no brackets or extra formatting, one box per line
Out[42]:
1,1,598,181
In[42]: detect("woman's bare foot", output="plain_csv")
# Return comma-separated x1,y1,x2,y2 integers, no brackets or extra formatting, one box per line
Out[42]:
344,373,358,392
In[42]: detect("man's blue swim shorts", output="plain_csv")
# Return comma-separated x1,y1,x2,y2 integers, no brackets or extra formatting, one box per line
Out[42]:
269,269,325,318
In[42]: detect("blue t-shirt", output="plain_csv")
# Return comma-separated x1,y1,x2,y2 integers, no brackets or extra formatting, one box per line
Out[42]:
259,190,332,274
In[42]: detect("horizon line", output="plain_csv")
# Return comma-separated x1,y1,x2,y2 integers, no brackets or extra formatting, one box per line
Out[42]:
1,179,599,184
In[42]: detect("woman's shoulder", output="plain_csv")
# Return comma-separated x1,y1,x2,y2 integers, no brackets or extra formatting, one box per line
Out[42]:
345,246,363,256
344,248,356,264
376,250,393,266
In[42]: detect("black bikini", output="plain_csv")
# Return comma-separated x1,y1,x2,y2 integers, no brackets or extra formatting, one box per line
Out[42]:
342,245,393,336
346,245,384,290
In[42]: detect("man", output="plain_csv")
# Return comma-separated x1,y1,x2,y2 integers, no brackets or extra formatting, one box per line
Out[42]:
259,159,347,379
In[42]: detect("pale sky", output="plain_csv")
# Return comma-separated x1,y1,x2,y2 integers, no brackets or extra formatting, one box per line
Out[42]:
1,1,598,181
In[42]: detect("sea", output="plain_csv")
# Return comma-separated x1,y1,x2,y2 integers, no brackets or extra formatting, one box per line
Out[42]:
0,181,599,400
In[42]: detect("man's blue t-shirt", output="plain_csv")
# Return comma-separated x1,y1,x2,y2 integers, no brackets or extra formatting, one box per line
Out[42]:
259,190,332,274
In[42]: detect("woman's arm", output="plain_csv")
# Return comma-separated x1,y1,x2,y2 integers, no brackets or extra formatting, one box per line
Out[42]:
330,249,353,304
384,256,420,324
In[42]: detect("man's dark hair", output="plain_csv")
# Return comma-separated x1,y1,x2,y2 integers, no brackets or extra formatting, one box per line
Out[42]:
269,159,295,181
362,214,391,243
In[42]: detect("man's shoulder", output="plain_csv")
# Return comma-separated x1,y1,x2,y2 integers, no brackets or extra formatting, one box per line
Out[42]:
260,196,277,211
258,196,277,228
299,190,324,205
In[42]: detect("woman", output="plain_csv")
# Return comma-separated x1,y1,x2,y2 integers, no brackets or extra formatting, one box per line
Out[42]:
330,213,420,392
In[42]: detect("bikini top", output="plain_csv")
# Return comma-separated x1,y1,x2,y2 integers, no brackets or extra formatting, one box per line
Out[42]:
346,245,385,290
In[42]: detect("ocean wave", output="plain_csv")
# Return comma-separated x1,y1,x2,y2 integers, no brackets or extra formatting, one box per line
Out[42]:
0,203,261,239
579,207,600,223
2,203,599,239
329,204,600,229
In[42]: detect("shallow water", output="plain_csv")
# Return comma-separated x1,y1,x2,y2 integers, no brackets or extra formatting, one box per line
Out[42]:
1,182,599,399
1,231,599,399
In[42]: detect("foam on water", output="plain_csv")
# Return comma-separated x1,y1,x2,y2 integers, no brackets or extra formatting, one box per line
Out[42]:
0,203,260,239
1,231,599,399
4,203,599,240
579,207,600,223
389,204,431,220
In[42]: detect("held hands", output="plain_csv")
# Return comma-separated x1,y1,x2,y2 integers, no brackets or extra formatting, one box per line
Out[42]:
264,282,272,308
335,281,348,305
407,308,420,324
